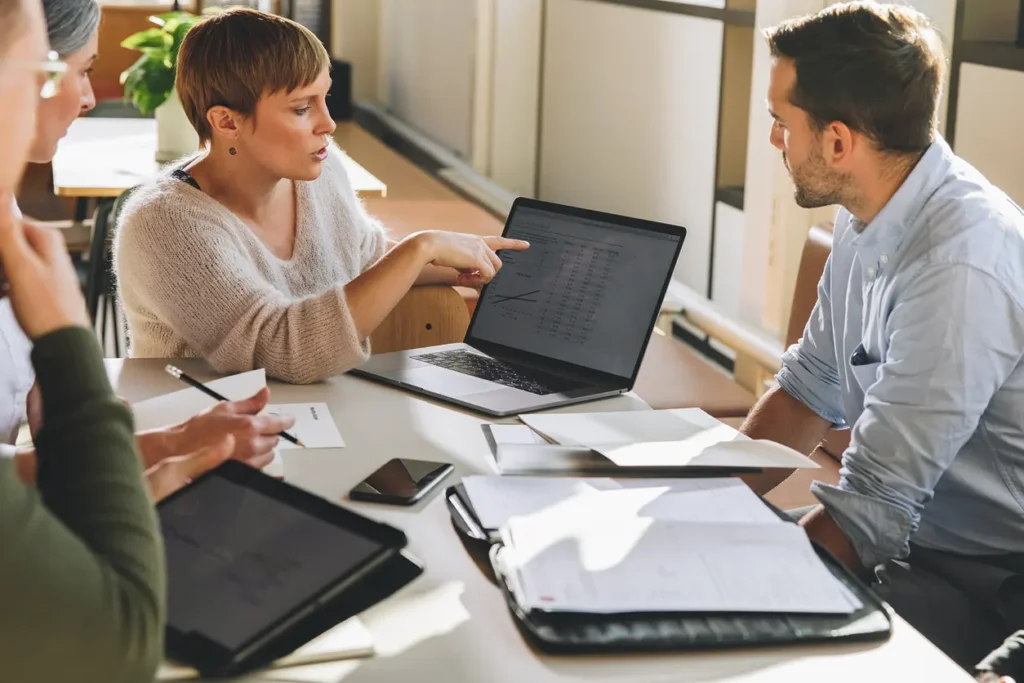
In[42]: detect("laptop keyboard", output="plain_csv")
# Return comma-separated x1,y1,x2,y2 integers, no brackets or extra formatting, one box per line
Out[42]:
411,350,585,396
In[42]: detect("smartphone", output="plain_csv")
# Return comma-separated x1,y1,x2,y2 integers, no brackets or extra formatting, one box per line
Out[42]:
348,458,454,506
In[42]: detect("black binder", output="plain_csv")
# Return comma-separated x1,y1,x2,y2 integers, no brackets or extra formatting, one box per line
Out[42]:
446,483,892,654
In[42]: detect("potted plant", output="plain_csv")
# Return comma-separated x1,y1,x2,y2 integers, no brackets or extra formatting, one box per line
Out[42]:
120,11,207,161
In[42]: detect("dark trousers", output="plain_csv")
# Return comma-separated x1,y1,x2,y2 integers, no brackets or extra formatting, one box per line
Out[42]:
787,506,1022,671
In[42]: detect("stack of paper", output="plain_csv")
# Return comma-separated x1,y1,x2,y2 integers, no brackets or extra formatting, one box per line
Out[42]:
501,515,862,615
461,475,782,529
494,408,819,472
464,475,860,615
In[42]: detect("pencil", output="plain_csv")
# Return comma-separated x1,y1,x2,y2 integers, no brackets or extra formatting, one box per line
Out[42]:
165,365,306,448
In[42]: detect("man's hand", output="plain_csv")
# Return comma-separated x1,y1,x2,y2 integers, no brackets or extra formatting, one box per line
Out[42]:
146,435,237,502
739,385,830,495
137,388,295,468
799,504,866,576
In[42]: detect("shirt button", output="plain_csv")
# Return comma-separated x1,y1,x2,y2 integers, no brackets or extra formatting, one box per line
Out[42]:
879,254,889,265
867,267,876,278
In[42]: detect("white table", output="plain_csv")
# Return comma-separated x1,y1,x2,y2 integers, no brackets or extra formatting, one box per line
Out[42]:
105,358,974,683
52,118,387,199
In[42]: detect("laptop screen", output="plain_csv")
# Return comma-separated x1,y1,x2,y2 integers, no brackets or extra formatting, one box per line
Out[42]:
468,204,683,379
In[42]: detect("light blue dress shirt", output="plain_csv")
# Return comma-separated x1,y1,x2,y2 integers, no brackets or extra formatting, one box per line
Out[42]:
778,136,1024,569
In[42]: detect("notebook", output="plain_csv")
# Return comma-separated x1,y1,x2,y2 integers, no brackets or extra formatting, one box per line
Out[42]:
518,409,819,470
459,477,861,615
446,481,893,653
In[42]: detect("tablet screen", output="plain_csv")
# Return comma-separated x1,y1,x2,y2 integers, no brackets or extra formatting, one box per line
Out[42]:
161,475,384,651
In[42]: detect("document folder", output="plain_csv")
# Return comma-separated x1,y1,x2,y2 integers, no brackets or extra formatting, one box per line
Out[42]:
446,484,891,653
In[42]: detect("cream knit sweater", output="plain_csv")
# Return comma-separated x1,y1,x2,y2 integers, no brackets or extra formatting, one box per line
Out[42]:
114,144,388,384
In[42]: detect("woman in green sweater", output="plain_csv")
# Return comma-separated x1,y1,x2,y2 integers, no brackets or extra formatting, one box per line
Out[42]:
0,0,221,679
2,0,296,495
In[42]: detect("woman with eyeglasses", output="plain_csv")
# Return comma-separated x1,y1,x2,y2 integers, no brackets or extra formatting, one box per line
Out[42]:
1,0,296,502
0,0,165,680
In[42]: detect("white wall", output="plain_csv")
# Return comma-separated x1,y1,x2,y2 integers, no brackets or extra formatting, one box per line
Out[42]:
738,0,833,337
330,0,380,103
538,0,723,295
955,64,1024,206
378,0,477,160
489,0,544,197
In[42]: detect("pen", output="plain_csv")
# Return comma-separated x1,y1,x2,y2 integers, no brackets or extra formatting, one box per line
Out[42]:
165,365,305,448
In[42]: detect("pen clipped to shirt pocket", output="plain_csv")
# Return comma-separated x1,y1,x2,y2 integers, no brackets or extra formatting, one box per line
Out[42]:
849,343,882,392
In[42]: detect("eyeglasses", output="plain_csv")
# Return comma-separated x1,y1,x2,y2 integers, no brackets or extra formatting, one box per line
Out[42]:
4,51,68,99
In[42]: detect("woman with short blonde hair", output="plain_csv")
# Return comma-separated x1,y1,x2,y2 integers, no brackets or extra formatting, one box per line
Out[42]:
116,8,527,384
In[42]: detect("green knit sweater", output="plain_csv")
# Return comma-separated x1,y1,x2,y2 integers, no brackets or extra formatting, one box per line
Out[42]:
0,327,164,683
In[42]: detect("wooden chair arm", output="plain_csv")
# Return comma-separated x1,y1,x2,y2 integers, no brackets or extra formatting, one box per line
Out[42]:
370,285,471,354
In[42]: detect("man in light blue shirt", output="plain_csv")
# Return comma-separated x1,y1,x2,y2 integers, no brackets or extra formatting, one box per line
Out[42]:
744,3,1024,670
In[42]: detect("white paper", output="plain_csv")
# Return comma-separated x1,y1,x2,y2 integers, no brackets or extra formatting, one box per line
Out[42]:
130,372,344,455
156,617,374,680
488,424,550,445
267,403,345,449
597,439,818,469
519,408,818,470
462,476,781,529
132,369,268,432
504,516,861,615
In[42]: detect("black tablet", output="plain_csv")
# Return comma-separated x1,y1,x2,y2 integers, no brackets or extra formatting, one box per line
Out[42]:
158,460,417,676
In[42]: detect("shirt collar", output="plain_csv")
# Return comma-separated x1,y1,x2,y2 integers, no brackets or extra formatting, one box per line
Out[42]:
848,135,954,273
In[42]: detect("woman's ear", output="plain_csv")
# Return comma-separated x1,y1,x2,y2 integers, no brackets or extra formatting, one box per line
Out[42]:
206,106,242,142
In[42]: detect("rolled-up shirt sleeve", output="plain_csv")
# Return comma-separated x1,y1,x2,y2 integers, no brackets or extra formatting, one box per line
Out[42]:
812,264,1024,569
775,255,847,427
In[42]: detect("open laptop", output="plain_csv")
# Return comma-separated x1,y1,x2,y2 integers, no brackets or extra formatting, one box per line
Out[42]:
351,198,686,416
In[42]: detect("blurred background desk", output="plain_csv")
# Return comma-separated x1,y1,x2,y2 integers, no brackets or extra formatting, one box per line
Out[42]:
51,117,387,199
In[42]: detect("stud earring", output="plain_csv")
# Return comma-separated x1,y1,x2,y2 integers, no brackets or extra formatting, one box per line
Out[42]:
229,147,237,156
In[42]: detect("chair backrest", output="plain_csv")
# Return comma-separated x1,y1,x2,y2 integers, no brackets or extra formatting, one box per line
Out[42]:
370,285,470,354
786,222,850,461
785,224,834,348
104,185,142,289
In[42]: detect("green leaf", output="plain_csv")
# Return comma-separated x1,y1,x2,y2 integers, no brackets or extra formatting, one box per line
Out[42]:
120,28,171,52
119,53,148,88
150,11,192,27
141,59,176,112
169,20,197,66
118,10,203,114
122,52,175,114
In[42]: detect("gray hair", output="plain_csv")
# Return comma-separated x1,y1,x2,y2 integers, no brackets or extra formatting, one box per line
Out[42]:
43,0,100,58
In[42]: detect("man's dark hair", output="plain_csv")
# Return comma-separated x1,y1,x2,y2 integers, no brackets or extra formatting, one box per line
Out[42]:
766,1,945,154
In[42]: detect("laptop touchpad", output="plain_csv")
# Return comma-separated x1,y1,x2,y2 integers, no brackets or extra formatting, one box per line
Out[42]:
390,367,499,397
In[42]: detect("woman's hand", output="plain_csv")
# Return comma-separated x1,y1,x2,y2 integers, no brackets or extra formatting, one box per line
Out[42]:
146,435,236,502
0,193,91,338
409,231,529,286
17,387,287,489
137,388,295,469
